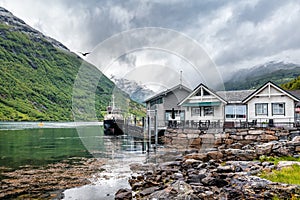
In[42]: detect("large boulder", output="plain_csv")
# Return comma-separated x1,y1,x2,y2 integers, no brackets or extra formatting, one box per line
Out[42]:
139,186,160,197
277,161,300,169
148,180,196,199
184,153,209,162
207,151,223,160
248,130,265,135
256,143,273,155
292,136,300,142
260,134,278,142
115,188,132,200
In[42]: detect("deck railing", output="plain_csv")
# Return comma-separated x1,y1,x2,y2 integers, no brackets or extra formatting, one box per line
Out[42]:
164,120,223,130
163,119,298,130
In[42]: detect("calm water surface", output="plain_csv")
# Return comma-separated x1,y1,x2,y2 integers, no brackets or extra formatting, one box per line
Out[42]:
0,122,146,170
0,122,211,199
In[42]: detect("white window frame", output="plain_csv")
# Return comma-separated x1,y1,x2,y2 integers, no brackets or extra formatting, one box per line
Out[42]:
255,103,268,116
191,107,201,116
272,103,285,115
225,105,246,119
204,106,214,116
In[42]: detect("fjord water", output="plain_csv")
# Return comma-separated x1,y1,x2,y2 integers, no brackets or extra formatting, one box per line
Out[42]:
0,122,149,199
0,122,146,170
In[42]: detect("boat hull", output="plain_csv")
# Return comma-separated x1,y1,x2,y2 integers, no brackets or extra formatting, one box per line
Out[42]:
103,119,124,136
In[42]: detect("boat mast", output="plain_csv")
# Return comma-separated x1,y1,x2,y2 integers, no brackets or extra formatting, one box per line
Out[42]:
112,94,115,111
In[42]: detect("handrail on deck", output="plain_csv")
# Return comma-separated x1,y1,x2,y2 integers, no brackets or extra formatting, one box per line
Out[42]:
162,119,298,130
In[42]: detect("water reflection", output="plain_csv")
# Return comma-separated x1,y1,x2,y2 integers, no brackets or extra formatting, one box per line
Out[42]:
0,122,216,199
0,127,91,169
0,123,148,170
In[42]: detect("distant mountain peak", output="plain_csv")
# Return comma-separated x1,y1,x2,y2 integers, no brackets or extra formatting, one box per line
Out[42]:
111,77,154,103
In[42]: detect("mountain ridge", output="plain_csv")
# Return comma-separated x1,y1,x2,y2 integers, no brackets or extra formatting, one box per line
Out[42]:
0,7,69,51
224,61,300,90
0,7,145,121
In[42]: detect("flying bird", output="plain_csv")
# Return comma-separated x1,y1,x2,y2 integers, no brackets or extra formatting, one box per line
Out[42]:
78,52,91,56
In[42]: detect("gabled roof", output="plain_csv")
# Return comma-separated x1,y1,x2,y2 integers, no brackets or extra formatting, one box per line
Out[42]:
242,81,300,103
178,83,227,106
144,84,192,103
289,90,300,99
217,90,255,103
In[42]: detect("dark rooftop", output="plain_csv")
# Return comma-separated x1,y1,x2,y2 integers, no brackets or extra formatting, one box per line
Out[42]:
217,90,255,102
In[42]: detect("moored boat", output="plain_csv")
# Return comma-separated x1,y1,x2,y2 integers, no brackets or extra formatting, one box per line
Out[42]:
103,118,124,135
103,96,124,135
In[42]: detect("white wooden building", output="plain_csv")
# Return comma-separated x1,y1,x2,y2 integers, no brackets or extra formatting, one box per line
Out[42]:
178,81,300,128
242,81,300,125
178,84,227,124
146,81,300,128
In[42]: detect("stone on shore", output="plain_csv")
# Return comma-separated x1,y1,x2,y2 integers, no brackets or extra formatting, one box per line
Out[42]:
118,128,300,199
115,188,132,200
277,161,300,169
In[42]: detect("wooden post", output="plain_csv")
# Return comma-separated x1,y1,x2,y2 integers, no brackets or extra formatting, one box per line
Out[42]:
154,109,158,148
147,115,151,152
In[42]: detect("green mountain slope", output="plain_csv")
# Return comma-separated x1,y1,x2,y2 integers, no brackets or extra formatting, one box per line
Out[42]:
0,9,144,121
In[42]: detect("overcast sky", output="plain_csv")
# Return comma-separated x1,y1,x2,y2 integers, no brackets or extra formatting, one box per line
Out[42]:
1,0,300,89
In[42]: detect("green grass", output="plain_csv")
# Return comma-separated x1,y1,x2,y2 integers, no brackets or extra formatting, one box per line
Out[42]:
272,194,300,200
260,164,300,185
258,155,300,165
258,156,300,186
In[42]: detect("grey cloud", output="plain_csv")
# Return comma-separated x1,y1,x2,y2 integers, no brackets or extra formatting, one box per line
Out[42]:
1,0,300,83
236,0,286,24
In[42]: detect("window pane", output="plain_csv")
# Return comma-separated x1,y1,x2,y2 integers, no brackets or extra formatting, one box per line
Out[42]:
191,107,201,116
225,105,234,114
272,103,285,115
225,105,234,118
236,105,246,115
256,103,268,115
204,106,213,116
225,105,246,119
236,105,246,118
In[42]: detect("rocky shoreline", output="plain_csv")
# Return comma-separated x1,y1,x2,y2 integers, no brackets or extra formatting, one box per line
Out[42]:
2,127,300,199
116,128,300,199
0,157,105,199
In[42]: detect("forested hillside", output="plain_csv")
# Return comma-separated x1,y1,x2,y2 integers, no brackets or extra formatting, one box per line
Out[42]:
224,61,300,90
281,76,300,90
0,8,144,121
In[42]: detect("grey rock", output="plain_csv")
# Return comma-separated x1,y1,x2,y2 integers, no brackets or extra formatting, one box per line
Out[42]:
277,161,300,169
201,176,228,187
160,161,182,167
256,143,273,155
139,186,160,197
187,174,206,184
217,165,235,173
115,188,132,200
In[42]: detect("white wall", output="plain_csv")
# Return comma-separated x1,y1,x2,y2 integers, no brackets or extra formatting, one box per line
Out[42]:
247,87,295,124
184,103,225,122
